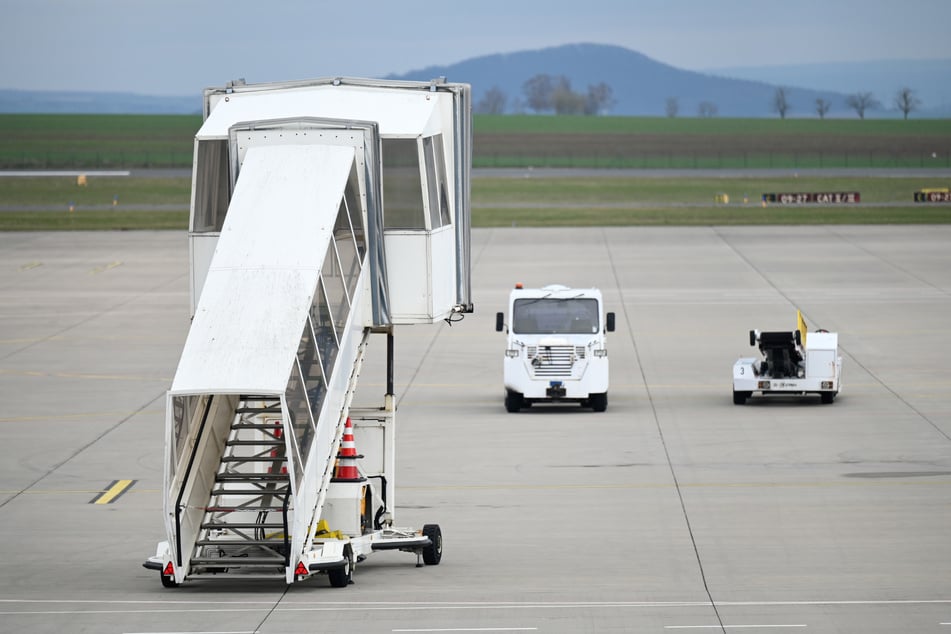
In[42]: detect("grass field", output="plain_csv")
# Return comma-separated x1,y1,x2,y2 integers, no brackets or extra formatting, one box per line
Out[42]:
2,174,948,230
2,114,950,170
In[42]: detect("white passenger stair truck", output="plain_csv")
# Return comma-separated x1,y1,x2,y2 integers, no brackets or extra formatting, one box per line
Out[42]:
143,76,473,587
732,310,842,405
495,284,615,412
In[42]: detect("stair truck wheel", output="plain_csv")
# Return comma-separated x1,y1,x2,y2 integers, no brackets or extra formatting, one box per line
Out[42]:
421,524,443,565
820,391,836,404
504,390,523,413
733,390,750,405
328,545,353,588
590,392,608,412
160,572,178,588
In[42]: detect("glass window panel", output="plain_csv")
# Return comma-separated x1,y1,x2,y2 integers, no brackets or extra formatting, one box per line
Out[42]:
334,199,362,306
171,394,202,469
382,138,425,229
343,166,366,258
297,319,326,424
311,278,339,378
285,362,313,486
192,140,230,232
323,240,350,325
423,136,441,229
431,134,452,226
513,298,600,334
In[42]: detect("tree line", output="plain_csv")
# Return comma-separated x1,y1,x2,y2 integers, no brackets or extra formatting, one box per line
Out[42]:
769,86,922,120
476,74,925,119
476,74,614,115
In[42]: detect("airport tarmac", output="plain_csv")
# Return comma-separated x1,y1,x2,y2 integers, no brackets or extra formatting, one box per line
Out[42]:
0,226,949,633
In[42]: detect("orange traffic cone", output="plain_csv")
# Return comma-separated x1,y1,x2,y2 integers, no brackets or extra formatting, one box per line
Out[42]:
332,418,365,482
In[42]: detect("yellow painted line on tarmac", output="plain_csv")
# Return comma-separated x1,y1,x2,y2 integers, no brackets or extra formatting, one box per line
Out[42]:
18,261,42,271
401,478,951,492
89,260,122,274
0,368,171,382
90,479,136,504
0,409,163,423
0,488,160,497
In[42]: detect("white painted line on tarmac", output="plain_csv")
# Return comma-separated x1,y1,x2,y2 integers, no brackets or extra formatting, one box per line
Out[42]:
665,626,807,630
0,171,131,177
393,629,538,632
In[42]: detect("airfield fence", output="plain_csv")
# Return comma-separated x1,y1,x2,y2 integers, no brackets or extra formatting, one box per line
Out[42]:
473,149,951,170
2,149,948,171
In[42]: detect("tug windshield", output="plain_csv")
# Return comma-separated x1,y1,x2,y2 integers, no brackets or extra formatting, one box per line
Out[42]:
512,298,599,334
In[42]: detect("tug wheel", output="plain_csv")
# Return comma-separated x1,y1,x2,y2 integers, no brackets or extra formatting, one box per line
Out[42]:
160,573,178,588
421,524,443,565
504,390,523,413
590,392,608,412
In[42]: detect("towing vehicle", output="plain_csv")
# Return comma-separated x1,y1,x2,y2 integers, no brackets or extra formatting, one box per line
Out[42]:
496,284,615,412
733,311,842,404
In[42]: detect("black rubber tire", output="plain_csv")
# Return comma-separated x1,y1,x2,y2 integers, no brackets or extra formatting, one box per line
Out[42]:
733,390,750,405
504,390,523,413
328,545,353,588
421,524,443,566
160,572,178,588
820,391,836,404
589,392,608,412
749,330,757,346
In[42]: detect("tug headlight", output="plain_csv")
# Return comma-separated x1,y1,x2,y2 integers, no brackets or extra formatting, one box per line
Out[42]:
593,349,608,358
758,380,771,389
505,349,520,358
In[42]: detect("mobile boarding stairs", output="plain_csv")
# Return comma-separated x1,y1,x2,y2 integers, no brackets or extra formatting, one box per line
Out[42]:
143,77,472,587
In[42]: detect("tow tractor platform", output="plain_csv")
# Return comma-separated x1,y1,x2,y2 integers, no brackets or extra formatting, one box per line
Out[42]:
732,311,842,404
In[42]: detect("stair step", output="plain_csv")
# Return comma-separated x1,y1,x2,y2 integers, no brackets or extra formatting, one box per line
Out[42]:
201,522,285,530
190,557,284,566
220,456,286,463
225,440,284,447
231,422,283,431
195,539,286,546
215,473,289,482
204,506,286,512
210,488,289,496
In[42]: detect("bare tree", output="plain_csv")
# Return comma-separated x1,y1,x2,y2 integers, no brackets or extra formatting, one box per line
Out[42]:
552,88,586,114
772,87,791,119
815,98,831,119
584,82,614,115
665,96,679,118
894,87,921,120
522,74,555,113
697,101,718,118
475,86,507,115
845,92,880,119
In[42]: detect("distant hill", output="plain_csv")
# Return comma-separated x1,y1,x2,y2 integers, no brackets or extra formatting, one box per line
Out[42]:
387,43,856,118
1,43,946,118
0,89,201,115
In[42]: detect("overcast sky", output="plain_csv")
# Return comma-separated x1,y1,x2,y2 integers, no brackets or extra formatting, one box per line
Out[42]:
3,0,950,96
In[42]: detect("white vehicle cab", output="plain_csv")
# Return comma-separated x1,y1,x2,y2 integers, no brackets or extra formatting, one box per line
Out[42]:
733,311,842,405
496,284,615,412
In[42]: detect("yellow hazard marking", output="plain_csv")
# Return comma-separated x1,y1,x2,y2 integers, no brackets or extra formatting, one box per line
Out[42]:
89,261,122,274
90,479,136,504
18,261,42,271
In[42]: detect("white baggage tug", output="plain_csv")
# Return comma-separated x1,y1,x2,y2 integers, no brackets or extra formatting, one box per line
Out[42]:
733,311,842,405
143,77,473,587
495,284,615,412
